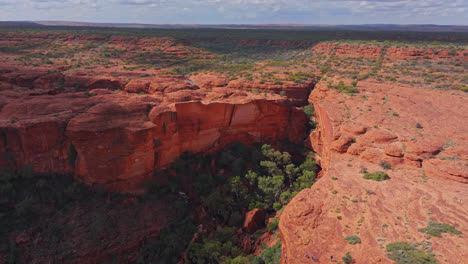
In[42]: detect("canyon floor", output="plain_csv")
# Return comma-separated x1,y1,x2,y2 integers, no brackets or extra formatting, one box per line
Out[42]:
0,26,467,263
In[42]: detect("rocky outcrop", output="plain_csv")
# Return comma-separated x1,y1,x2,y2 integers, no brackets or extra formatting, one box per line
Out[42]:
312,43,466,60
243,209,266,233
0,90,306,192
190,73,316,107
280,79,468,264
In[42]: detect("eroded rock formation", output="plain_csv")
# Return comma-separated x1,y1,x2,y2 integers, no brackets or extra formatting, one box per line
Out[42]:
0,89,306,192
280,79,468,264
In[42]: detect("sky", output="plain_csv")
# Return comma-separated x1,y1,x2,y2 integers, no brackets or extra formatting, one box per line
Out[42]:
0,0,467,25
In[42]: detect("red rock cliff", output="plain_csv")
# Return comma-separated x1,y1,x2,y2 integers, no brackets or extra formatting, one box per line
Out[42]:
280,79,468,264
0,90,306,192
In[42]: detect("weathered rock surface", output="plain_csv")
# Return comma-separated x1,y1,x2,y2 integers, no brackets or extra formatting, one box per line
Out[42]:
0,89,306,192
280,79,468,264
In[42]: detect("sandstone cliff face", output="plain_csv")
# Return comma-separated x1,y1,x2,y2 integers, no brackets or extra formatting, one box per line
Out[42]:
0,89,306,192
280,79,468,264
150,99,306,168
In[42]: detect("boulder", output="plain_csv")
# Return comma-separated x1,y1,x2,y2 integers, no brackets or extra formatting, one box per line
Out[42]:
384,142,404,157
243,209,266,233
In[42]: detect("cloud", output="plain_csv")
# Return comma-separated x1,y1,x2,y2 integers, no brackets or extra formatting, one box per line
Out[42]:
0,0,466,24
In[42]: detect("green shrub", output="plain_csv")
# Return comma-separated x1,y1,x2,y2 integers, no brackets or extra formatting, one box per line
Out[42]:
248,200,268,211
344,235,361,244
363,171,389,181
288,72,320,84
252,229,266,240
335,80,359,94
141,219,196,263
380,161,392,170
386,242,438,264
294,170,316,191
252,88,262,94
418,222,462,238
302,104,315,119
273,202,282,211
252,242,281,264
342,252,353,264
267,219,279,232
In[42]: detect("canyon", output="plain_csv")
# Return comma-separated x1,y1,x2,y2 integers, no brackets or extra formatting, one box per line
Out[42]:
0,29,467,263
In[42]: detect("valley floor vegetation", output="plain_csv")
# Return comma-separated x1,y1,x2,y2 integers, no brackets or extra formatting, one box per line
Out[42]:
0,142,319,264
139,142,318,264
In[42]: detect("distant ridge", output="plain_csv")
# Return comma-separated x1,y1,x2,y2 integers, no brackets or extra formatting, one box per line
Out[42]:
0,21,467,32
0,21,40,26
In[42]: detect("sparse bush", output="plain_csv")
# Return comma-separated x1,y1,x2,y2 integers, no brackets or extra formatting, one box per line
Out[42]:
418,222,462,238
335,80,359,94
302,104,315,119
252,88,262,94
386,242,438,264
344,235,361,244
380,161,392,170
363,171,389,181
342,252,353,264
273,202,282,211
267,219,279,232
252,242,281,264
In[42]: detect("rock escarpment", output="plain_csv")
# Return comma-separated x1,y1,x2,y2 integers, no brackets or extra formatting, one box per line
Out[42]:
0,90,306,192
280,79,468,263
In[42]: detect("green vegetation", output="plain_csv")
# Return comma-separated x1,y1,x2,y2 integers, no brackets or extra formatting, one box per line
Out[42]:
251,241,282,264
363,171,390,181
386,242,438,264
267,219,279,232
139,142,319,263
357,46,386,81
302,104,315,119
0,164,144,261
287,71,320,84
0,142,317,263
344,235,361,244
380,161,392,170
0,165,92,231
138,219,197,264
334,80,359,94
418,222,462,238
301,104,317,130
186,227,242,264
342,252,353,264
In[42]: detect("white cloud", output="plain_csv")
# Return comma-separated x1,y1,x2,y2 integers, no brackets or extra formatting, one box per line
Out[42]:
0,0,466,24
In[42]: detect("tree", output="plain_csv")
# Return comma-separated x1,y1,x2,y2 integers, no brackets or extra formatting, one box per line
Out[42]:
203,190,232,221
258,175,284,201
230,176,247,201
299,154,318,172
295,170,316,191
260,160,282,176
285,164,299,187
261,144,291,167
245,170,258,186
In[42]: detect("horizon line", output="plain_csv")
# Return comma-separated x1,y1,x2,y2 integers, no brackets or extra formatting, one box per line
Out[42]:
1,20,467,27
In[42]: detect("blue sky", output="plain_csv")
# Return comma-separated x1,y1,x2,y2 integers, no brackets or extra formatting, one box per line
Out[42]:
0,0,467,25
